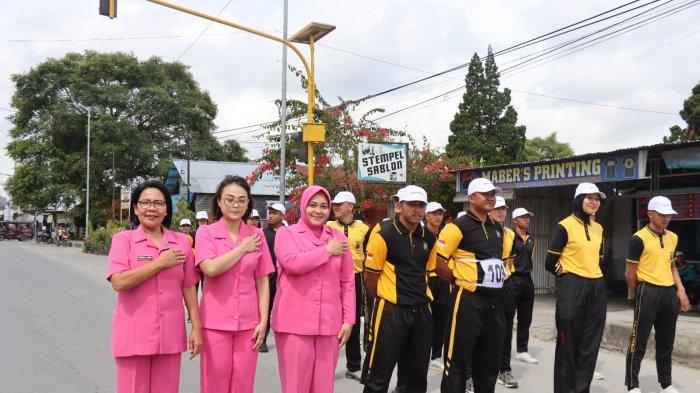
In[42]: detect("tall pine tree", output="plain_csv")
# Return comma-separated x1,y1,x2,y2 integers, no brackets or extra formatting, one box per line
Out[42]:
446,47,526,165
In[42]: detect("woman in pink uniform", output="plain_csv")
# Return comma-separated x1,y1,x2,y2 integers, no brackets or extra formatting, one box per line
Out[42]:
107,180,201,393
195,175,275,393
272,185,356,393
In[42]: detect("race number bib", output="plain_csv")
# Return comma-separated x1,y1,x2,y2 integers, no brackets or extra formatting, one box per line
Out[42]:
478,258,507,288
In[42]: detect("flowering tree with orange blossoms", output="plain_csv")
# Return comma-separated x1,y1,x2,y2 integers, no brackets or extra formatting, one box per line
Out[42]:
249,67,474,222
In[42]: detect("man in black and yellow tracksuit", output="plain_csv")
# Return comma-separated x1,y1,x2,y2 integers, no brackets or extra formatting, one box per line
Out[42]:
432,177,508,393
361,185,436,393
328,191,370,380
624,196,690,393
545,182,607,393
500,207,538,384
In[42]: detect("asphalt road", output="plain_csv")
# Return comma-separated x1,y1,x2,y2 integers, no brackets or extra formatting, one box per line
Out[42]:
1,240,698,392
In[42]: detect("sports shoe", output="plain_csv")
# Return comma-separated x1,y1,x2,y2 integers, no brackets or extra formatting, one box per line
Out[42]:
628,388,641,393
497,371,519,388
345,369,361,380
593,371,604,380
429,359,445,371
465,378,474,393
661,386,679,393
515,352,538,364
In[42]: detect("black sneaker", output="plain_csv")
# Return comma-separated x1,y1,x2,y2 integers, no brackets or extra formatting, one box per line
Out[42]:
259,342,269,353
497,371,519,388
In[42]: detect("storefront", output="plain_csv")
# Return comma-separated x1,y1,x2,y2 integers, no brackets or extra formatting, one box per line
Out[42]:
454,141,700,294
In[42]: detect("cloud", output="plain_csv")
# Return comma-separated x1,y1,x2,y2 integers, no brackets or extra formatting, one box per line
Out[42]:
0,0,698,198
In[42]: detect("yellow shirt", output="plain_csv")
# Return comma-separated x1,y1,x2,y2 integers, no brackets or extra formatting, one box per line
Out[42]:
327,219,370,273
502,227,515,273
550,215,604,278
627,227,677,286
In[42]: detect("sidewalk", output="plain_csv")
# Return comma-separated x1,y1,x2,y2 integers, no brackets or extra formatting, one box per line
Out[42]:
528,294,700,369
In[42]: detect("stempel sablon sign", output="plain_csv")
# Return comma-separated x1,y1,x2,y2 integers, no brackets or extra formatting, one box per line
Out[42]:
358,142,408,183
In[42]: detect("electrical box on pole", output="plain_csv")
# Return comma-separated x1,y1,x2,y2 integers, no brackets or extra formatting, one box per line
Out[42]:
289,132,308,164
302,122,325,142
99,0,117,18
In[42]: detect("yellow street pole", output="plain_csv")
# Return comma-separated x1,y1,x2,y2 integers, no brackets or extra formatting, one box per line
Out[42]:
307,35,315,185
145,0,319,185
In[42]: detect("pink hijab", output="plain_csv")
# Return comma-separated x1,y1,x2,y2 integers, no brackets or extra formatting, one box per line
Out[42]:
298,185,332,237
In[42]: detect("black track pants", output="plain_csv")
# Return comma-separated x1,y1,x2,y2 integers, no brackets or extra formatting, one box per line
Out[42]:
441,288,505,393
500,274,535,372
361,299,432,393
553,274,607,393
347,273,374,372
263,274,276,343
429,276,450,360
625,282,679,390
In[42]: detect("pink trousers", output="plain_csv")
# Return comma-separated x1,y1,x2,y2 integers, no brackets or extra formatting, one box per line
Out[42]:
275,332,340,393
200,328,258,393
115,353,181,393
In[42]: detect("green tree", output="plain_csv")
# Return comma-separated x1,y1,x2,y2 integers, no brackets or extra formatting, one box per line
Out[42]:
5,51,244,227
446,47,527,165
664,81,700,143
523,132,574,161
170,198,195,233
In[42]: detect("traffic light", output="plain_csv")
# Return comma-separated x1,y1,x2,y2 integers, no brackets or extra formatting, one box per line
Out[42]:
99,0,117,19
289,132,308,164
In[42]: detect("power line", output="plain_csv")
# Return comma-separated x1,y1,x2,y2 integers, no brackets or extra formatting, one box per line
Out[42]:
369,2,697,122
177,1,232,61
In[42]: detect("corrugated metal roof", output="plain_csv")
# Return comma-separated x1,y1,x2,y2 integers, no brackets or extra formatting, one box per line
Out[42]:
171,160,285,196
451,140,700,172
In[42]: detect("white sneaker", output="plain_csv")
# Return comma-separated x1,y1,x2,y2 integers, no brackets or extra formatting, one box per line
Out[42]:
345,369,361,380
661,386,679,393
593,371,604,380
628,388,641,393
429,359,444,371
515,352,538,364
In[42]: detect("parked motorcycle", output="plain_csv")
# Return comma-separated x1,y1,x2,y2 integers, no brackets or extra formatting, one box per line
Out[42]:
36,230,53,244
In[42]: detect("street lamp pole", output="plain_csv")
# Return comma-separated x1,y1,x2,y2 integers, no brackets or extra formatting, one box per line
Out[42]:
145,0,332,186
86,108,91,241
72,102,91,241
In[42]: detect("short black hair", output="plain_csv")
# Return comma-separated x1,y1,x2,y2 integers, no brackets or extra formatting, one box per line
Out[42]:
212,175,254,221
130,180,173,228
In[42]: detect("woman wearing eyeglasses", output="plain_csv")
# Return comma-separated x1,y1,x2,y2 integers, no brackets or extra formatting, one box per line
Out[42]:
107,180,202,393
272,185,356,393
195,175,275,393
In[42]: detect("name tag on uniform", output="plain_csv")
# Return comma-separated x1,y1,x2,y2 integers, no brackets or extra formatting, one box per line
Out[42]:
137,255,153,261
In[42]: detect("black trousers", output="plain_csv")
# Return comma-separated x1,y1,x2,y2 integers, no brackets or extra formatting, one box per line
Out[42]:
347,272,375,372
553,274,606,393
500,274,535,372
441,288,505,393
625,282,679,390
361,299,432,393
263,274,276,343
428,276,450,360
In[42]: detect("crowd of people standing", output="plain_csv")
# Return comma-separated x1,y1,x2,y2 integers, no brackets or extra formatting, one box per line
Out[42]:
105,175,690,393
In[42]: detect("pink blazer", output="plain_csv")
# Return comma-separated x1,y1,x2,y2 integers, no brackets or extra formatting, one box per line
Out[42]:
271,222,355,336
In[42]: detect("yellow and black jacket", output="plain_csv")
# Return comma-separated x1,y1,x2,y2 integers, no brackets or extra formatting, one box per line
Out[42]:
510,230,535,274
627,226,677,286
545,214,604,278
365,219,437,305
327,219,370,273
429,211,507,296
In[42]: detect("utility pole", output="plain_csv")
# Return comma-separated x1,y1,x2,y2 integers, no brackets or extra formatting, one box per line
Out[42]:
112,147,116,220
279,0,288,204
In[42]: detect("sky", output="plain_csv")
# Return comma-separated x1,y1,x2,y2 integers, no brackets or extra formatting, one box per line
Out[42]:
1,0,698,198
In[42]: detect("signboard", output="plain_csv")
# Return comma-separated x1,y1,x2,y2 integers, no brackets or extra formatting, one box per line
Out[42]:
120,187,131,210
457,150,647,191
637,194,700,220
358,142,408,183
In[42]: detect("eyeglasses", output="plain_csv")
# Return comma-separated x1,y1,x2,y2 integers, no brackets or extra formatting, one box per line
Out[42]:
137,200,167,209
222,197,249,207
